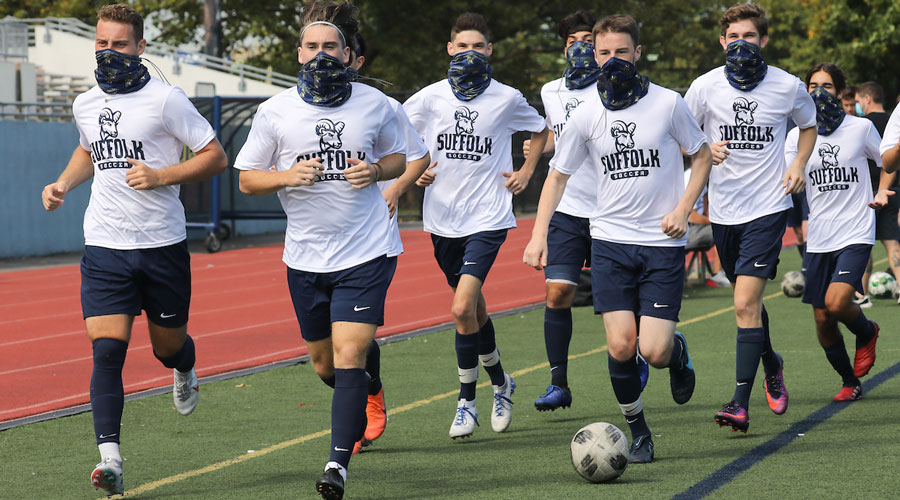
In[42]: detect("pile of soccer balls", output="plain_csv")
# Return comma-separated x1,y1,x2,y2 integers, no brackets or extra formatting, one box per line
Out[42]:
868,271,898,299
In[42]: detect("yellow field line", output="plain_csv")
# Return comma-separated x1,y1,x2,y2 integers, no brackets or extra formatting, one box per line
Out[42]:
106,260,885,498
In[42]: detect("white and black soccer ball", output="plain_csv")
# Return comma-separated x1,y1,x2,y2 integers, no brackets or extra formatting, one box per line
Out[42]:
570,422,629,483
868,271,897,298
781,271,805,298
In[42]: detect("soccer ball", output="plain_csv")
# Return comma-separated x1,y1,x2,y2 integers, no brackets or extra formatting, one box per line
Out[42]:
781,271,805,297
570,422,629,483
868,271,897,298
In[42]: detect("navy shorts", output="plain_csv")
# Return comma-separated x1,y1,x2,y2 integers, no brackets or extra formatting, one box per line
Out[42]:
80,241,191,328
712,210,788,282
431,229,507,287
590,240,684,322
787,192,809,228
802,244,872,308
287,255,397,342
874,192,900,241
545,211,592,285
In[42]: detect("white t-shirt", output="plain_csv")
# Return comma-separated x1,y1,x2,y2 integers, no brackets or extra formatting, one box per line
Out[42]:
685,65,816,225
234,83,405,272
879,104,900,156
540,77,598,218
550,84,707,247
73,77,217,249
379,96,430,257
404,79,546,237
785,115,882,252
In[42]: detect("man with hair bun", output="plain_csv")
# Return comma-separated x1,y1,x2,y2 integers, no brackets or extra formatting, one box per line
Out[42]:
235,2,406,497
404,11,550,441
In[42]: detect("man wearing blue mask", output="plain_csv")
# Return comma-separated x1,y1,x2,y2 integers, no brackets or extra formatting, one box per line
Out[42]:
404,12,549,441
40,4,227,496
235,2,406,498
525,13,711,464
684,3,817,434
528,10,650,413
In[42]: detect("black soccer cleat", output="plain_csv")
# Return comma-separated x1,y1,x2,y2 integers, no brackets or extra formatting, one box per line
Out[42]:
628,434,654,464
669,332,695,405
316,468,344,500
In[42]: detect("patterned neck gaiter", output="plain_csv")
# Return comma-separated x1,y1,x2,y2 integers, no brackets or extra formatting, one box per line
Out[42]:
95,49,150,95
297,52,353,107
724,39,768,91
564,41,601,90
596,57,649,110
447,50,492,101
810,86,846,136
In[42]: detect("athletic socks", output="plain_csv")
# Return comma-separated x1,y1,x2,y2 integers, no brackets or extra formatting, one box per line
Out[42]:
365,340,382,396
608,354,651,438
734,327,765,408
91,338,128,445
844,311,876,348
544,307,573,387
154,335,196,373
823,337,859,387
456,332,479,402
477,318,507,387
759,307,781,375
98,442,122,464
328,368,368,469
797,243,806,265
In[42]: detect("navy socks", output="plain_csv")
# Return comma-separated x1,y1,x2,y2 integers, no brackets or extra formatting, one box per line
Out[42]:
478,318,506,387
91,338,128,444
328,368,368,468
544,307,572,387
734,327,765,408
456,332,479,401
365,340,382,395
154,335,195,373
608,354,650,438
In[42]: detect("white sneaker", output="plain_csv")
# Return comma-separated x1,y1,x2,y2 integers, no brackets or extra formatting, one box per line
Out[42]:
449,401,478,439
491,374,516,433
173,368,199,415
706,270,732,288
91,458,123,497
853,294,873,308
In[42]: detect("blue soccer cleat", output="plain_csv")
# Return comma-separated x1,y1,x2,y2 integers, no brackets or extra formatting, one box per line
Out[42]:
534,384,572,411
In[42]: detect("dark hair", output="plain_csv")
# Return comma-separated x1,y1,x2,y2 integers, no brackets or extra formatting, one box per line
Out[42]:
857,81,885,105
451,12,490,42
97,4,143,42
805,62,847,96
593,14,640,46
720,3,768,38
558,10,596,40
299,1,359,48
351,32,366,58
843,85,857,100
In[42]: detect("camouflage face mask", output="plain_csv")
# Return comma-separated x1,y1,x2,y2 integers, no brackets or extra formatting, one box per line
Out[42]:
95,49,150,95
297,52,353,107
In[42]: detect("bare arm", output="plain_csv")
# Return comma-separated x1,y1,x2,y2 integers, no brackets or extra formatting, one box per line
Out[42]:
125,139,228,190
523,168,570,269
884,143,900,174
522,131,556,156
383,153,432,217
663,145,712,238
784,126,816,194
41,147,94,211
504,126,551,194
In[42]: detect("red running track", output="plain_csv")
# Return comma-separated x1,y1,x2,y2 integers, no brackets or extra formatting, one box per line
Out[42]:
0,218,547,424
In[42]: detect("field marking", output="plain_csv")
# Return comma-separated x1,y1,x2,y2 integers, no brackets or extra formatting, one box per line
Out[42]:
671,359,900,500
97,268,867,499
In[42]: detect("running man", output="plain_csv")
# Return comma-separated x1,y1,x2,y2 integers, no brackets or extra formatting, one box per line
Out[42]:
346,31,434,454
40,4,227,496
786,62,886,402
684,3,817,433
404,12,550,440
524,14,711,463
530,9,649,412
234,3,405,498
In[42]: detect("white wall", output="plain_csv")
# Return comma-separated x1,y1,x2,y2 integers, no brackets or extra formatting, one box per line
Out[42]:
28,26,288,97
